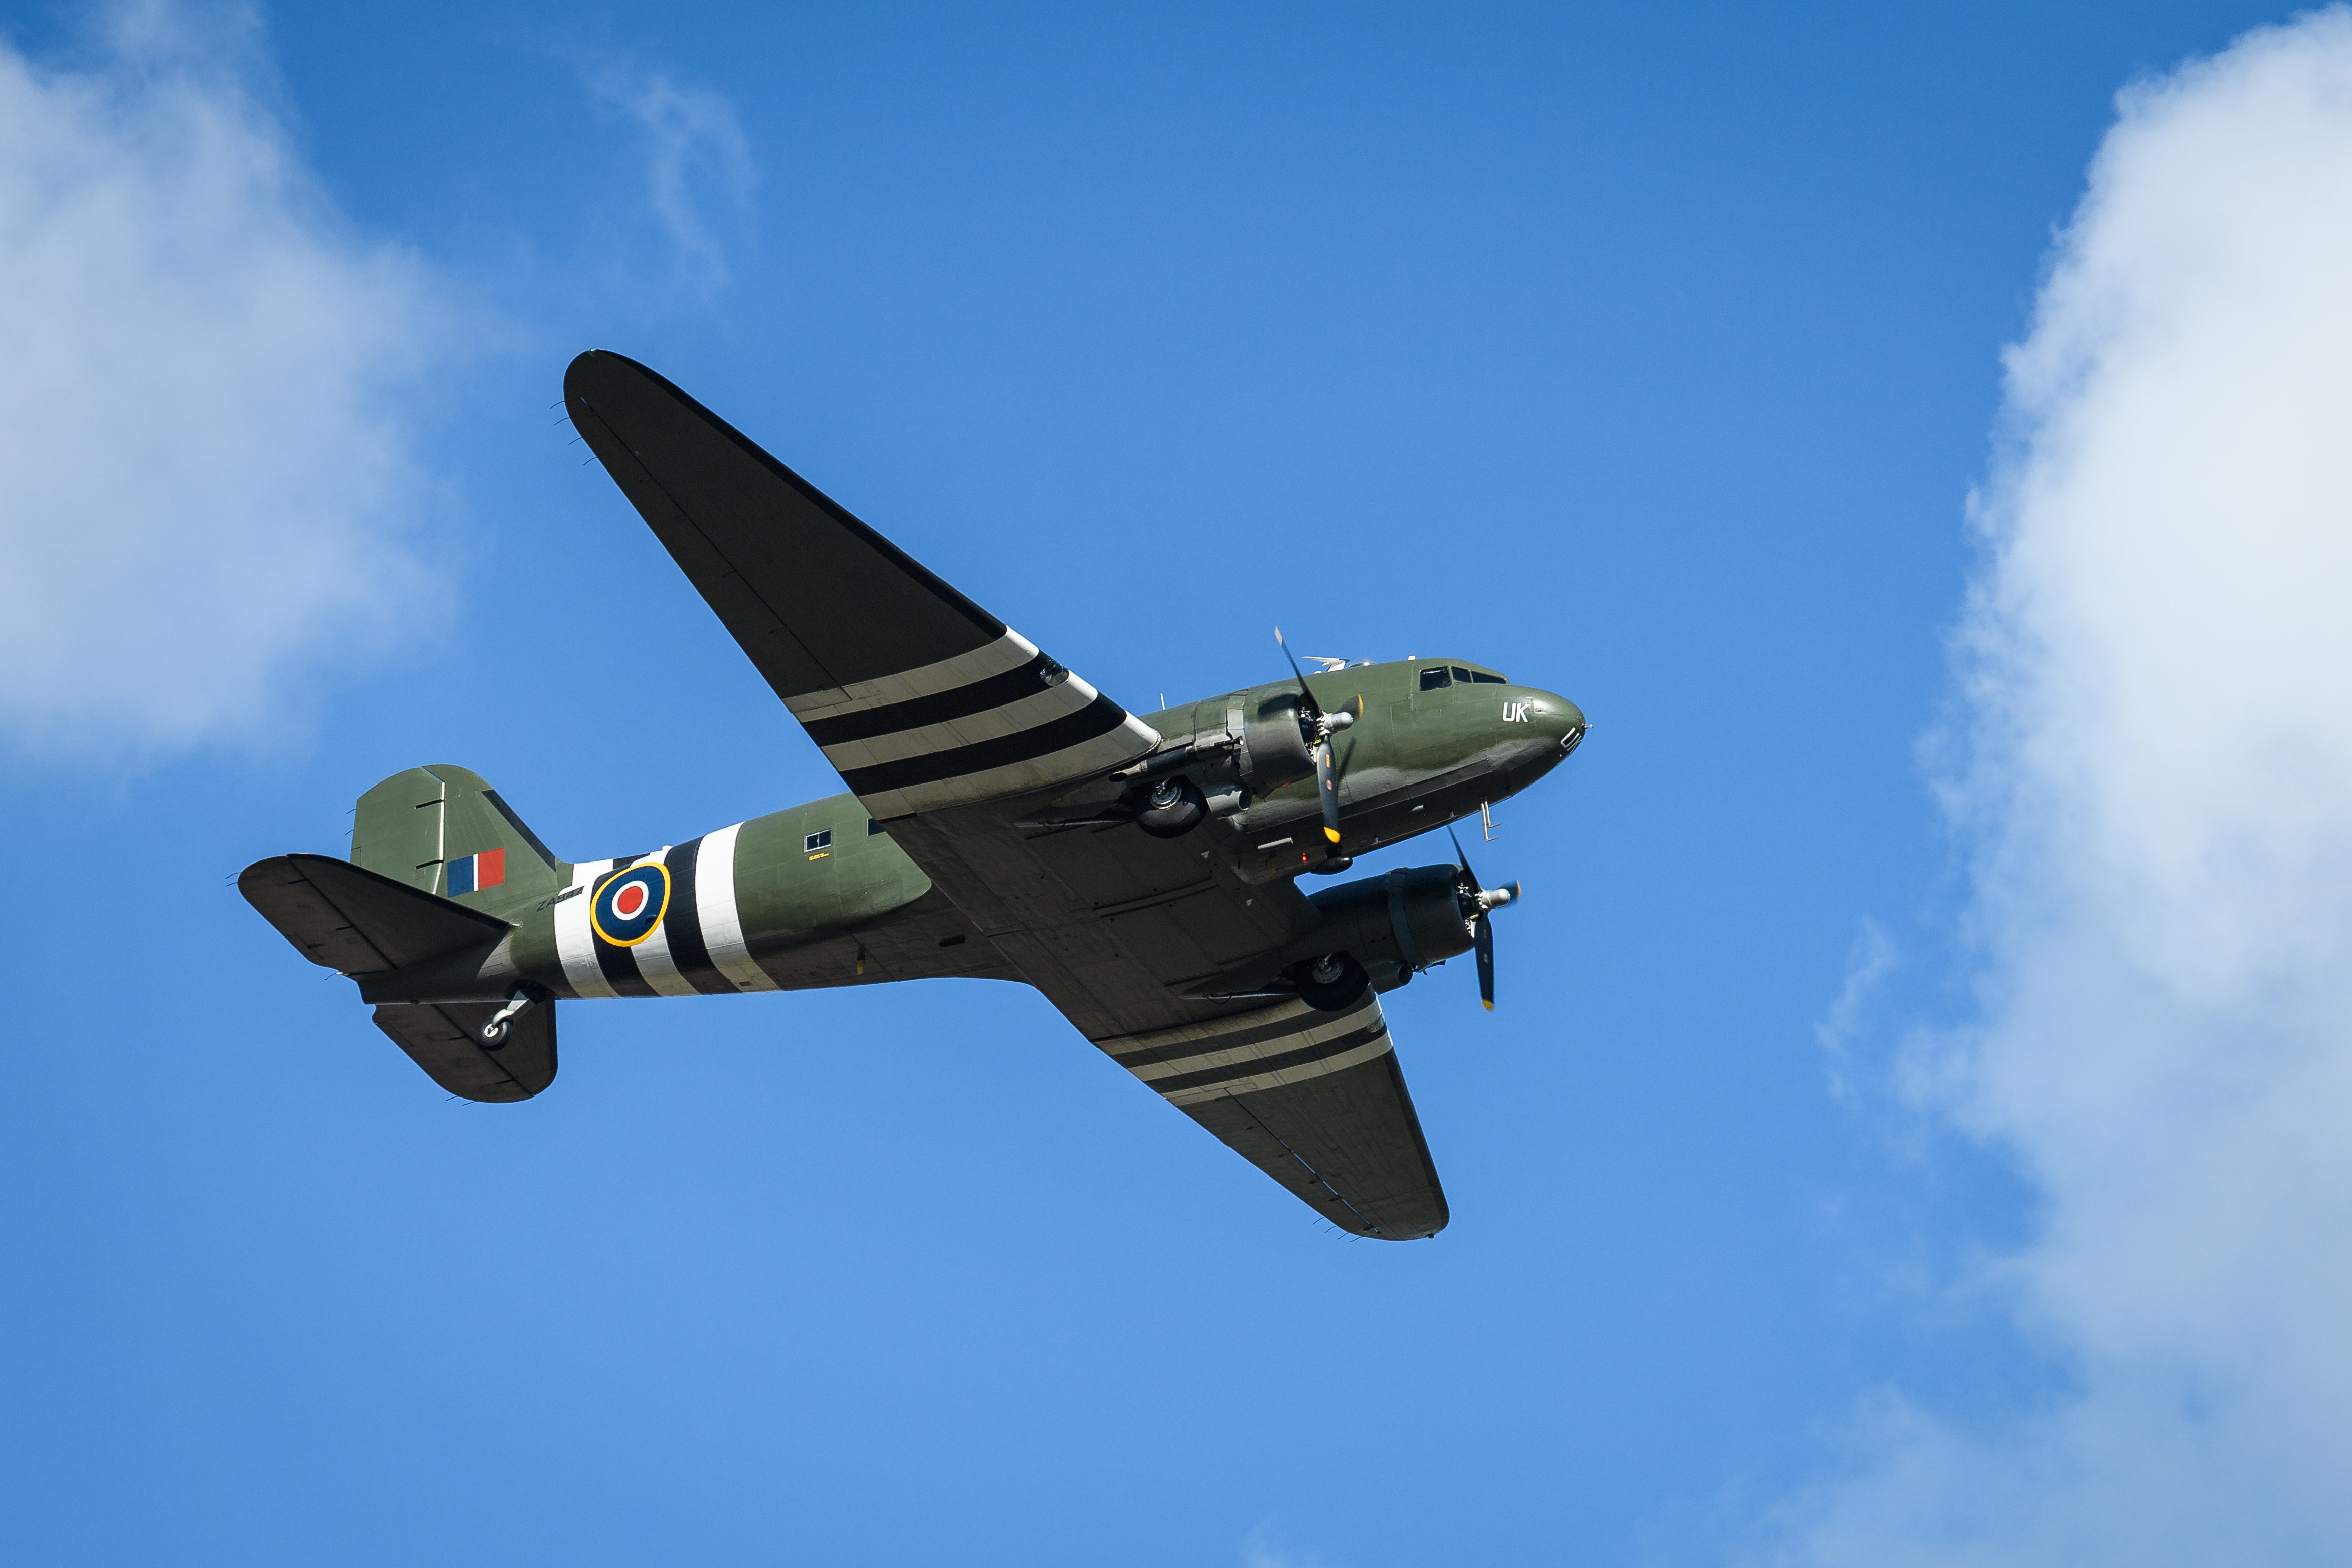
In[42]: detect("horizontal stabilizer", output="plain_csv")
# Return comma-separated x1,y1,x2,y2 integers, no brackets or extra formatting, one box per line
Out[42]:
240,853,510,976
373,1001,556,1103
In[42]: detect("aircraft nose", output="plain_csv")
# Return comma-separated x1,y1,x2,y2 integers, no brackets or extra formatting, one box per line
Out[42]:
1527,691,1587,751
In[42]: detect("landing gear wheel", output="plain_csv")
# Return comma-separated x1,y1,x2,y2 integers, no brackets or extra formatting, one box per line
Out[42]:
1134,775,1208,838
1288,951,1370,1012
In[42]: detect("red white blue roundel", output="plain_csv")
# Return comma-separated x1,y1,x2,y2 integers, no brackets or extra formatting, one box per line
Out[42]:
591,861,670,947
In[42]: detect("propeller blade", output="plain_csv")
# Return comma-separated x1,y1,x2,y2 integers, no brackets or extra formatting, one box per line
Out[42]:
1274,626,1325,720
1475,912,1495,1010
1315,738,1343,846
1448,825,1479,887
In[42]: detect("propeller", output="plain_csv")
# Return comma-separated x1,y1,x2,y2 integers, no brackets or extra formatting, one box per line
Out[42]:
1449,827,1521,1011
1275,628,1363,863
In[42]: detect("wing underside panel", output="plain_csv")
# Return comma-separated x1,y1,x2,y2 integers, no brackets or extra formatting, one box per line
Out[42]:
1097,994,1448,1239
888,804,1449,1238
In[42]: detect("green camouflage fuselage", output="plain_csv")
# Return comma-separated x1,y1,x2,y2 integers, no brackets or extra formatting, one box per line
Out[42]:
357,658,1583,1007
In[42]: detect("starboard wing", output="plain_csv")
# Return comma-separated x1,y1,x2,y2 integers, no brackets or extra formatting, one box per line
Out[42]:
565,350,1159,818
567,351,1447,1236
885,803,1451,1239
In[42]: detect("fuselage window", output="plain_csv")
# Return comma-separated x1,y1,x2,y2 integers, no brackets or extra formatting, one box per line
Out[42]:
867,818,886,835
1450,666,1474,685
805,829,833,852
1419,667,1452,691
1470,670,1506,684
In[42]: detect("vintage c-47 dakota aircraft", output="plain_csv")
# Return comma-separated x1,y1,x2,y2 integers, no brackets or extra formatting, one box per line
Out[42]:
242,351,1587,1240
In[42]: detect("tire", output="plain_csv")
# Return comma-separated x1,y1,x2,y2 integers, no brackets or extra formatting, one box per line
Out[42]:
1134,775,1208,838
1288,951,1370,1012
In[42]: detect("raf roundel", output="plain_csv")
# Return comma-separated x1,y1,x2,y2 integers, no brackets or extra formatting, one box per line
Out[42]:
591,861,671,947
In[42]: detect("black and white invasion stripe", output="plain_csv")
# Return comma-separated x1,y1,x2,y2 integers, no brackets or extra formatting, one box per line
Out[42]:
1096,993,1394,1107
785,629,1160,817
553,827,781,1000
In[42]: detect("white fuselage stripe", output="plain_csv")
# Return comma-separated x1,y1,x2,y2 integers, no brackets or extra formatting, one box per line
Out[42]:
696,822,779,993
555,858,618,999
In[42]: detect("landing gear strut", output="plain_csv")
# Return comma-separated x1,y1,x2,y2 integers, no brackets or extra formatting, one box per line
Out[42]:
1133,775,1208,838
480,984,548,1047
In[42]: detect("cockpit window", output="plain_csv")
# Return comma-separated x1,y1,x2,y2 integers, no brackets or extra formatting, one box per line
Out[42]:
1470,670,1506,684
1450,666,1473,684
1419,667,1452,691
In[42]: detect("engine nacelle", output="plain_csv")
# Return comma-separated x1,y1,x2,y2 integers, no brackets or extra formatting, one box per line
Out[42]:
1302,864,1474,976
1238,691,1316,792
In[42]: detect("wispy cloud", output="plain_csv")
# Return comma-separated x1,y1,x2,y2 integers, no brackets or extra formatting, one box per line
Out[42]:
1774,9,2352,1563
584,61,756,294
0,2,442,756
1241,1523,1339,1568
1816,918,1896,1103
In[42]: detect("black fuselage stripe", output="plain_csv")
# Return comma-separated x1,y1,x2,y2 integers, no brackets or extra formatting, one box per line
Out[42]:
591,864,659,998
800,653,1057,745
835,695,1130,795
1148,1021,1389,1096
662,838,735,996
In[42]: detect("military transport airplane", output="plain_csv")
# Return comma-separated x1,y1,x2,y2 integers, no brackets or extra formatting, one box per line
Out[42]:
242,351,1586,1239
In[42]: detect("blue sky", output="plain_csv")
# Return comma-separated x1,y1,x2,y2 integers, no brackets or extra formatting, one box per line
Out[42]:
6,3,2348,1563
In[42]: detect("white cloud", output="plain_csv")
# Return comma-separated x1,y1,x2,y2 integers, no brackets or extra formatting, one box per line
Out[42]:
0,3,441,756
585,62,755,293
1774,10,2352,1563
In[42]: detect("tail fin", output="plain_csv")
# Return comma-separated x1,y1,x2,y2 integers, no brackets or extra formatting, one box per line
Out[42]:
352,765,562,912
